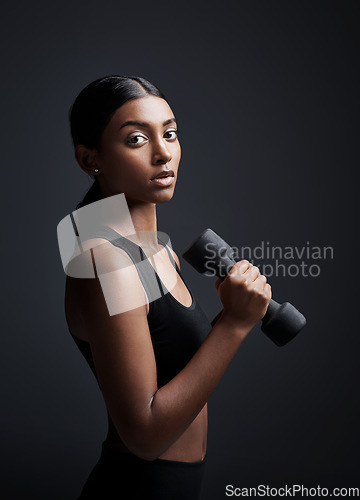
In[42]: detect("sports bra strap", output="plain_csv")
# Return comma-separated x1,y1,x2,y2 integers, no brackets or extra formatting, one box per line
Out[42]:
85,226,179,301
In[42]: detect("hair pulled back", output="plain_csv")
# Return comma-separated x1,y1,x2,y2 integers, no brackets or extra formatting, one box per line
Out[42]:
69,75,167,209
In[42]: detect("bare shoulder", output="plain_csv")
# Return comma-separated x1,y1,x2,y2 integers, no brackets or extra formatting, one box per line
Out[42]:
65,238,150,333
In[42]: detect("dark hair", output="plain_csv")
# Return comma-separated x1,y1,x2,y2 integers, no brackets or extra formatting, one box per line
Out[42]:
69,75,167,210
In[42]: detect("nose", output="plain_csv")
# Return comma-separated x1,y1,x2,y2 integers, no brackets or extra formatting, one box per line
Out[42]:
152,137,172,164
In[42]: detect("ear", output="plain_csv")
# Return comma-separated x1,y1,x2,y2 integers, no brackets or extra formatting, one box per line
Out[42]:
75,145,100,176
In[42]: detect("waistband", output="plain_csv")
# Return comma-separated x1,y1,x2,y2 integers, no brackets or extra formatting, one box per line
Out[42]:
101,440,207,468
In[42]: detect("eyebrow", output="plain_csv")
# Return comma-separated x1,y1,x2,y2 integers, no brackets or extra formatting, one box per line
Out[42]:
119,118,177,130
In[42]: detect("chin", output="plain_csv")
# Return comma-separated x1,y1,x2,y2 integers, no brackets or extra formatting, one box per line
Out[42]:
153,190,175,204
124,184,176,206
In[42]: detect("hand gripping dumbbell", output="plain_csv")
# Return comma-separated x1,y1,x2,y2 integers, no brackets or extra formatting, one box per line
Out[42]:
182,228,306,347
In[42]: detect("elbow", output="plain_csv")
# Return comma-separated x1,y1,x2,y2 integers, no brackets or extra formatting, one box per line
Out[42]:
121,423,166,462
131,448,161,462
124,435,164,462
113,395,168,461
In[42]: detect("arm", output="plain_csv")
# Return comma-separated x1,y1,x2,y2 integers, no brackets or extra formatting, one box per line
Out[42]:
211,309,224,327
147,313,247,459
77,243,270,461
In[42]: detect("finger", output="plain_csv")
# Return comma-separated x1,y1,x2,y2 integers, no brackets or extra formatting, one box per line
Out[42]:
243,264,261,282
254,274,268,290
228,259,251,277
265,282,272,298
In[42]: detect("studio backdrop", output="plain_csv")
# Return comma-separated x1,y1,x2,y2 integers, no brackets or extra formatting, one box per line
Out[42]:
1,1,359,498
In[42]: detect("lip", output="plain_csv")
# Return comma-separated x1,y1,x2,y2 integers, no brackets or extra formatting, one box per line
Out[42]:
151,175,175,187
151,169,175,180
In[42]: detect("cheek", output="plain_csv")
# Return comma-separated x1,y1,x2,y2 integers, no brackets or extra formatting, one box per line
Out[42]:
99,141,121,165
102,144,136,170
107,150,148,184
172,143,181,163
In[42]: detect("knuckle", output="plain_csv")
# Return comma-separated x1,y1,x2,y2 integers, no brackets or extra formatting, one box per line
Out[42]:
228,267,238,279
230,261,242,273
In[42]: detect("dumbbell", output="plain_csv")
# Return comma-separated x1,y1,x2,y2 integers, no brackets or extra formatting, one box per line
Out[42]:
182,228,306,347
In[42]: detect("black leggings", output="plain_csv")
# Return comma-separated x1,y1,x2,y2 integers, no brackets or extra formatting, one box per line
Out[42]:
77,441,207,500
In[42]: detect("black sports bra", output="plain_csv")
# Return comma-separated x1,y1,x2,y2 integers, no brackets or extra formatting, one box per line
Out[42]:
68,226,212,388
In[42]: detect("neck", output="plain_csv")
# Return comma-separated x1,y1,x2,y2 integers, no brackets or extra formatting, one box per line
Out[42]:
87,183,160,249
126,199,159,248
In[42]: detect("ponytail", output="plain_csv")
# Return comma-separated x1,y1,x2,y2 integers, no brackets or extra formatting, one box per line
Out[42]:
75,178,104,210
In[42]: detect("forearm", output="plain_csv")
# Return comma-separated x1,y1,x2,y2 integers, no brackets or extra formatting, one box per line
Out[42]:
139,314,250,459
211,308,224,327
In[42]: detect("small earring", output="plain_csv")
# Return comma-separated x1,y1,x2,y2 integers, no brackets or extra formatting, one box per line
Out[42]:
94,168,99,173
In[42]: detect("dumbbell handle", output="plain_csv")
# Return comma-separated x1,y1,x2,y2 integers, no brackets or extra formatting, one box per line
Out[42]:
182,228,306,347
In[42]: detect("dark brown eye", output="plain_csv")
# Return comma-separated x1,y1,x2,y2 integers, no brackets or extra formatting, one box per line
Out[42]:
164,130,178,140
127,134,147,145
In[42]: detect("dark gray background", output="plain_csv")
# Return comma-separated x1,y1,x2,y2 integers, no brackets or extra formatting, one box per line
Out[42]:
1,1,359,498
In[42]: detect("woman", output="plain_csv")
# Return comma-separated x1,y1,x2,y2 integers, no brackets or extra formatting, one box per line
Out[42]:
64,75,271,499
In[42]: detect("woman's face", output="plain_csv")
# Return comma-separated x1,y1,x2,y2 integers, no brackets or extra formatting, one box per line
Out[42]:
95,95,181,206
